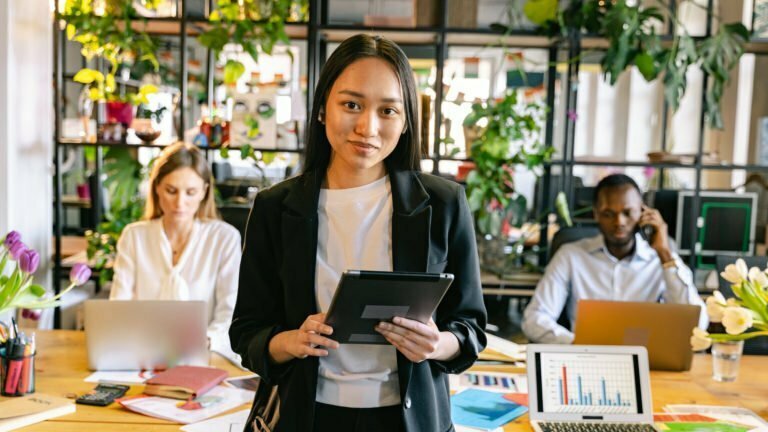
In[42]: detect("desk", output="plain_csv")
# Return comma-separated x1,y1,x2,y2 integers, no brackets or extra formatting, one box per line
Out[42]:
481,271,541,297
5,331,767,431
4,331,250,431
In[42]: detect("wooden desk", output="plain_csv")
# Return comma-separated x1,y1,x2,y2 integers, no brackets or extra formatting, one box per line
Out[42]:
4,330,250,431
6,331,767,431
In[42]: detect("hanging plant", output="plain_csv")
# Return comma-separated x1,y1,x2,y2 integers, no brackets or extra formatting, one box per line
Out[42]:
198,0,308,85
517,0,750,129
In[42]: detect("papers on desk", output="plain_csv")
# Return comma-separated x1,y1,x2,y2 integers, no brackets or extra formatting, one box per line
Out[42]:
84,370,155,385
180,408,250,432
450,371,528,394
451,388,528,431
478,333,526,363
118,385,253,424
655,405,768,431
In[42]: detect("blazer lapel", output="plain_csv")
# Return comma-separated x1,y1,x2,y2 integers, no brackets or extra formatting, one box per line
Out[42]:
389,169,432,402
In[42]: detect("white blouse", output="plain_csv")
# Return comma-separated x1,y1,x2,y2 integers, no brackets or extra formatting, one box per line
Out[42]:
110,218,242,351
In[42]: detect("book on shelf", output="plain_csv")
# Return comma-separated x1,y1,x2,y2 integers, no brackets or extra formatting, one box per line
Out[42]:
143,365,228,400
0,394,76,432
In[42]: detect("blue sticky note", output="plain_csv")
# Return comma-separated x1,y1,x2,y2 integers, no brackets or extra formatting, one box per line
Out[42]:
451,389,528,430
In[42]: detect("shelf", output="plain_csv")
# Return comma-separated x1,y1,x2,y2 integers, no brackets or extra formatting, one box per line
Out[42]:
445,32,553,48
320,27,438,44
56,139,305,153
546,159,768,171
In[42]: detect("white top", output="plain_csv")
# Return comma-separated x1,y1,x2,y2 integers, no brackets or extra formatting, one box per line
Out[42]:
110,218,242,352
522,233,708,344
314,176,400,408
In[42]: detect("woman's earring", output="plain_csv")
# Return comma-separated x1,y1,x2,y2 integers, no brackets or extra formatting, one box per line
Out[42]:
317,110,325,124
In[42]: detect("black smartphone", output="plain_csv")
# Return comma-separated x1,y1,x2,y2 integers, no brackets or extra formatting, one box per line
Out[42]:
76,383,130,407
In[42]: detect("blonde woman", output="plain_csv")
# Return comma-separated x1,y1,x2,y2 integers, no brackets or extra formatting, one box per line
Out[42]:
110,142,241,351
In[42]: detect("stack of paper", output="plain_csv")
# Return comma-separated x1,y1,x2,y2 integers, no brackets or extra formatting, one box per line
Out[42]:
451,388,528,431
654,405,768,432
119,385,253,424
0,394,76,432
479,334,526,363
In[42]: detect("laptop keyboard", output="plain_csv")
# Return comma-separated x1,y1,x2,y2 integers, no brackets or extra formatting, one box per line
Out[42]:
538,422,657,432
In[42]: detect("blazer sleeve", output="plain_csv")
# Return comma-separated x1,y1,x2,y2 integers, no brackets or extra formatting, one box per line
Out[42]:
229,193,291,384
432,186,487,374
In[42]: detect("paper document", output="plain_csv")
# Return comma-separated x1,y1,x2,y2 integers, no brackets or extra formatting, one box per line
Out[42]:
655,405,768,432
119,385,253,424
480,333,526,362
450,371,528,394
84,370,155,384
180,408,250,432
451,388,528,431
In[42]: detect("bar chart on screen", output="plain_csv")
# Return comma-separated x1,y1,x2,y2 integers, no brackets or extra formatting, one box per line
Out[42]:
540,352,640,415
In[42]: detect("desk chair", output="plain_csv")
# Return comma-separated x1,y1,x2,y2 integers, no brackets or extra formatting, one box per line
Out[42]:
219,205,252,241
715,254,768,355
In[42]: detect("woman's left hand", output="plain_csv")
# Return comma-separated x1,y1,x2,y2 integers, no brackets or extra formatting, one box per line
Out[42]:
375,317,440,363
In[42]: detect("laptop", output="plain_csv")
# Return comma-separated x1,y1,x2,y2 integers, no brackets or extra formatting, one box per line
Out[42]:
527,344,658,432
84,300,209,371
572,300,700,371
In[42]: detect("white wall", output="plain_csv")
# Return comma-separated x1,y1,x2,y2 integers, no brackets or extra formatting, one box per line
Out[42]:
0,0,53,325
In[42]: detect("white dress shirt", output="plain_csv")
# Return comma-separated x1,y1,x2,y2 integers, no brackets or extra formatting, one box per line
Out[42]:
314,175,401,408
522,233,708,344
110,218,242,351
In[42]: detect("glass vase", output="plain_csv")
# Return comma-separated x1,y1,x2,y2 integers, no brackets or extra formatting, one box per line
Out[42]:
711,340,744,382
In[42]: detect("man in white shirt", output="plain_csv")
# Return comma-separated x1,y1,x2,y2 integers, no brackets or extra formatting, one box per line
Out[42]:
522,174,707,344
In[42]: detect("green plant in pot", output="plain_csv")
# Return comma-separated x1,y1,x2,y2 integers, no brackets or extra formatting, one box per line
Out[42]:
464,90,553,275
74,68,158,127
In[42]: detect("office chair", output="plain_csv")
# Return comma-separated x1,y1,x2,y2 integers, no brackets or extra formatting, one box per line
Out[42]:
715,254,768,355
218,205,252,241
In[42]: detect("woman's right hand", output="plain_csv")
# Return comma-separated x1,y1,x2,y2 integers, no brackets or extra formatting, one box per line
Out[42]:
268,313,339,364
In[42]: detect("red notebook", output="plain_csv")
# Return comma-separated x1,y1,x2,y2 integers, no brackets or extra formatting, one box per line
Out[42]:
144,366,228,400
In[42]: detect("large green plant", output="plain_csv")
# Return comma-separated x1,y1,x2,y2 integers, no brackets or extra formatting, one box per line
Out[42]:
520,0,750,129
464,91,554,237
198,0,308,85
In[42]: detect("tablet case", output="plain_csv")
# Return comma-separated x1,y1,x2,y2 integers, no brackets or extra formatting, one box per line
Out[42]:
325,270,454,344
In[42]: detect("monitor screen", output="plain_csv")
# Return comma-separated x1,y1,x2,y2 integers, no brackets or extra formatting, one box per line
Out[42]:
675,191,757,256
534,351,644,415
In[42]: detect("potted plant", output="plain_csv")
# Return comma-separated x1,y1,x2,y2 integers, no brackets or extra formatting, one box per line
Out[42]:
463,90,553,274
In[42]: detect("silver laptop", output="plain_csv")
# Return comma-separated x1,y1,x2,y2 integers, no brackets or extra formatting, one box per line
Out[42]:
527,344,658,432
84,300,209,371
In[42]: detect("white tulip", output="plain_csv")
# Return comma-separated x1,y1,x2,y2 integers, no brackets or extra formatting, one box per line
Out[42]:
706,296,726,323
721,260,748,285
722,307,753,335
748,266,768,287
690,328,712,351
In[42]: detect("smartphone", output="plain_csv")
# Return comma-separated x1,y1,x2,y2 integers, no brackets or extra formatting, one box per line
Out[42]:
636,207,656,242
225,374,261,392
76,383,130,406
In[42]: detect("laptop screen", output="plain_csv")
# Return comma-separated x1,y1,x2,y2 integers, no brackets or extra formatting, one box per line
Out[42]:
534,351,645,415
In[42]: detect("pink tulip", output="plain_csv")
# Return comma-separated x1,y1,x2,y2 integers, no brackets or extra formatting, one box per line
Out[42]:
8,241,27,260
3,230,21,248
69,263,92,285
19,249,40,274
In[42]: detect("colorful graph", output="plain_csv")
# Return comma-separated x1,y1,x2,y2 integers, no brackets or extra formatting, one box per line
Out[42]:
540,352,639,415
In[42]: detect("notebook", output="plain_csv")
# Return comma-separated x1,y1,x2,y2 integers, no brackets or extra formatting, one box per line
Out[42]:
0,394,76,432
527,344,659,432
84,300,209,370
573,300,701,371
144,365,228,400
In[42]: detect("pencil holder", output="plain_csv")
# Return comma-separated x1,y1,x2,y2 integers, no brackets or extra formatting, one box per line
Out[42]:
1,347,35,396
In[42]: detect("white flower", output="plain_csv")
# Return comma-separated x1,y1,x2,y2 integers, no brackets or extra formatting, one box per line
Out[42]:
706,291,727,323
748,266,768,287
722,307,754,335
720,259,748,284
690,328,712,351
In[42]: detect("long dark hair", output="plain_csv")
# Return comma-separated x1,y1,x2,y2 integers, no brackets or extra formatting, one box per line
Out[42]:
302,34,421,177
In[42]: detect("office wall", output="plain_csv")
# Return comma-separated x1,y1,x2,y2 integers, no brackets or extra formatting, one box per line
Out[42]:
0,0,53,325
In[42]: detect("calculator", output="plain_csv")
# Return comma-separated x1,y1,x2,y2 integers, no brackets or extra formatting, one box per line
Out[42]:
76,383,130,406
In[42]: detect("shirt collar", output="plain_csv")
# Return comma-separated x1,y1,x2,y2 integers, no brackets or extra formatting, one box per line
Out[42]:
585,232,656,263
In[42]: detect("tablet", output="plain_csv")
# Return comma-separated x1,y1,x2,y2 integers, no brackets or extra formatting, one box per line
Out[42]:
325,270,454,344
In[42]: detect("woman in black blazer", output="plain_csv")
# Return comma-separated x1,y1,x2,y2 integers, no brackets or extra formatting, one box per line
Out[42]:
230,34,487,432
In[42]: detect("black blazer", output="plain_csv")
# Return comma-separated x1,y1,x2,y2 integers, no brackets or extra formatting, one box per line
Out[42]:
230,169,487,432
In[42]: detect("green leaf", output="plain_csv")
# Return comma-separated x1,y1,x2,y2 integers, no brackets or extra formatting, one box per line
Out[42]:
28,284,46,297
523,0,558,25
224,59,245,85
634,52,657,81
219,146,230,158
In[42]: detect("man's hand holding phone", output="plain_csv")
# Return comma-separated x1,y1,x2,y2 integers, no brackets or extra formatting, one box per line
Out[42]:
638,205,673,263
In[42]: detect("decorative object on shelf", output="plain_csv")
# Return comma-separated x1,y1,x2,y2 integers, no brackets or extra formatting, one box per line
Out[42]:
135,129,162,143
0,231,91,318
646,151,719,165
463,90,553,274
690,258,768,381
197,0,309,85
519,0,750,130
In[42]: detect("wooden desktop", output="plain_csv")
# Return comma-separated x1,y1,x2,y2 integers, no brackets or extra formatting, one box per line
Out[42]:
3,330,766,431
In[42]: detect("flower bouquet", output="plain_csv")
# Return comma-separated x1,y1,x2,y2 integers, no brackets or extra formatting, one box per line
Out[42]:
1,231,91,321
690,258,768,350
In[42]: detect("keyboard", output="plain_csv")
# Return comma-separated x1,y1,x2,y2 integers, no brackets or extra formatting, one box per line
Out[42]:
537,422,658,432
